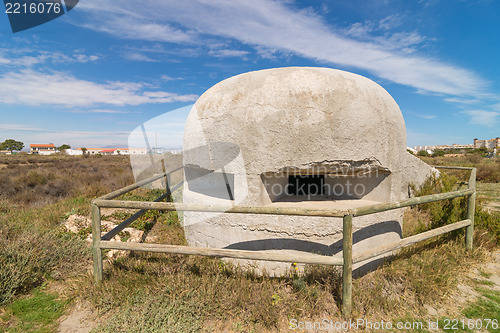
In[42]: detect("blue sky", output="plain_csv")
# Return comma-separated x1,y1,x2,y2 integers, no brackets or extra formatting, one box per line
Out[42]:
0,0,499,149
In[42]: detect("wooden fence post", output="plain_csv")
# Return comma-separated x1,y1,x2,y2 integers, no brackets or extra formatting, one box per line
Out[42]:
466,168,476,250
166,173,172,202
342,214,353,317
91,202,103,282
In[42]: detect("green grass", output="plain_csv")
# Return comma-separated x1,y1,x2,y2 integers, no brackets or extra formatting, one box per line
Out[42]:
477,183,500,202
477,183,500,213
462,288,500,333
1,288,69,333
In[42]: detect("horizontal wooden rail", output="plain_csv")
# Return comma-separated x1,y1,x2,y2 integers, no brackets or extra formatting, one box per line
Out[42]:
352,219,471,264
98,166,183,200
434,166,474,170
92,199,351,217
101,191,172,241
100,241,344,266
352,188,473,216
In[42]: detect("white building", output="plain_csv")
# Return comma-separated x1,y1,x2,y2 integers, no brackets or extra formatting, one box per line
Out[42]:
30,144,56,155
77,147,148,155
65,149,83,156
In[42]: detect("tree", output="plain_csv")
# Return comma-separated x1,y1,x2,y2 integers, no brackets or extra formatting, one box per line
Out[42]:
81,147,87,155
58,144,71,152
0,139,24,152
417,150,429,157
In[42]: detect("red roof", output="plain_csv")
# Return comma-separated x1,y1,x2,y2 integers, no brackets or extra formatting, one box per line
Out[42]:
100,148,117,153
30,144,55,148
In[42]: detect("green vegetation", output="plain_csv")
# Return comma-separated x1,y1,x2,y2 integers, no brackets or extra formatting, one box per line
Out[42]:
1,288,69,333
0,139,24,153
57,144,71,152
462,288,500,333
0,153,498,332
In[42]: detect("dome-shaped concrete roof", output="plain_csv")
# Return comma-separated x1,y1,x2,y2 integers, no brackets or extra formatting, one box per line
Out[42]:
185,67,406,183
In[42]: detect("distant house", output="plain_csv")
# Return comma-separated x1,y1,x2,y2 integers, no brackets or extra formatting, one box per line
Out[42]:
100,148,117,155
118,148,147,155
77,148,147,155
474,137,500,149
30,144,56,155
78,148,104,155
65,149,83,156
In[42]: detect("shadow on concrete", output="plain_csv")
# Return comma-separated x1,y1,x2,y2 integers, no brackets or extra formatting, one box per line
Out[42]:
224,219,402,276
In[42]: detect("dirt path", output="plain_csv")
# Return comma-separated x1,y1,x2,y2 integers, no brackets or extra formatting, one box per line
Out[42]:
57,301,98,333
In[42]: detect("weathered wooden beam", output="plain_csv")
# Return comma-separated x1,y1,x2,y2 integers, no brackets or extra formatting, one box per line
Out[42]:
466,168,476,250
341,214,353,317
352,219,471,264
92,199,350,217
434,166,475,170
98,166,183,200
101,191,171,241
99,241,343,266
91,203,103,282
353,188,474,216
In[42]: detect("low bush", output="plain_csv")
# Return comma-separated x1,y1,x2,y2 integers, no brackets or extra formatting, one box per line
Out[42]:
411,171,500,242
0,155,133,206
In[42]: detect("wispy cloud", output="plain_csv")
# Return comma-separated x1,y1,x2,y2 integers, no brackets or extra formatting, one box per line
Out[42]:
70,109,134,114
0,69,198,107
444,97,481,105
460,110,500,127
6,130,131,147
0,49,100,67
161,74,183,81
208,49,249,58
0,123,42,131
416,114,437,119
72,0,488,97
124,52,158,62
404,109,437,119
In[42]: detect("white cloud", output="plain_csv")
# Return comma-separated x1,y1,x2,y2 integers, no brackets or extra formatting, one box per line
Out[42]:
416,114,437,119
378,14,403,30
0,123,42,131
74,53,100,63
208,49,249,58
0,50,100,67
124,52,158,62
70,109,133,114
444,97,481,105
461,110,500,127
161,74,183,81
71,0,488,97
10,130,131,148
0,69,198,107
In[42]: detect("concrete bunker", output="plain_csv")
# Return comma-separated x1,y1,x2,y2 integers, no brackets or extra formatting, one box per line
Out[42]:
182,67,435,276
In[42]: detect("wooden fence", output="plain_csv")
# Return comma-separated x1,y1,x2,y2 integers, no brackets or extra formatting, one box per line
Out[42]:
91,166,476,317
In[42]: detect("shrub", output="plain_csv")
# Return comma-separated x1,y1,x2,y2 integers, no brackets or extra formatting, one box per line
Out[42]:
411,172,500,242
432,149,445,157
0,227,89,304
476,162,500,183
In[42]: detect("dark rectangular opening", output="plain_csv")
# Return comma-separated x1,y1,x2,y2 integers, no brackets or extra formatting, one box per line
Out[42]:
287,175,324,196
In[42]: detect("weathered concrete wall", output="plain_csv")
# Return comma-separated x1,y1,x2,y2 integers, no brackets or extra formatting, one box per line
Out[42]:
182,67,434,276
